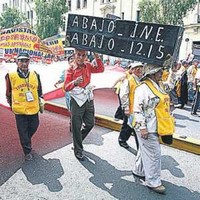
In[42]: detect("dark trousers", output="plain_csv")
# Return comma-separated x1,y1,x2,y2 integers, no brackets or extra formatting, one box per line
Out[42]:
114,95,123,120
191,88,200,114
118,111,139,150
15,114,39,155
70,98,95,154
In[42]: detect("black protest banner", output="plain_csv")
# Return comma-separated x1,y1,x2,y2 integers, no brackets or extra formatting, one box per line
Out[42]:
66,14,116,55
66,14,184,65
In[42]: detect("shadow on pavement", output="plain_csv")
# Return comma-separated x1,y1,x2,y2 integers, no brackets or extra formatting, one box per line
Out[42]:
125,146,137,155
83,126,115,146
0,106,113,186
21,153,64,192
81,151,200,200
174,113,199,122
162,155,184,178
0,107,71,186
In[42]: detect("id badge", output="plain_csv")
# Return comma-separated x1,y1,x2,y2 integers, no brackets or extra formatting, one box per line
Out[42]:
25,91,34,102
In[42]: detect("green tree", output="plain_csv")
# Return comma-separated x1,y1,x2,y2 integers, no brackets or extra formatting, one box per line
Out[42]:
139,0,199,25
0,7,26,29
34,0,68,39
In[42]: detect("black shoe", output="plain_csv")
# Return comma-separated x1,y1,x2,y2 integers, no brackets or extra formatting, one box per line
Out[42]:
25,153,33,161
132,170,145,180
119,141,129,149
75,152,84,161
191,112,198,116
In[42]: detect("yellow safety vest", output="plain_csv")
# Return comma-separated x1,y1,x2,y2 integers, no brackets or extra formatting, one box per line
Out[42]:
144,79,175,136
162,69,169,81
128,75,138,113
9,71,40,115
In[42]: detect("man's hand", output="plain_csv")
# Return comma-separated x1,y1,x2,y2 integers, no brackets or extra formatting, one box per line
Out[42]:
54,80,63,88
74,76,83,86
93,52,100,59
124,109,130,117
140,128,148,139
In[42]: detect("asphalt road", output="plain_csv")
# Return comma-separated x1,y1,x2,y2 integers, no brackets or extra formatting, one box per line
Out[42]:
0,109,200,200
1,63,200,200
0,106,200,200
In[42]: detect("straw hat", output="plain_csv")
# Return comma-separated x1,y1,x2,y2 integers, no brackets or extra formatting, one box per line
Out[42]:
143,64,163,77
128,62,144,69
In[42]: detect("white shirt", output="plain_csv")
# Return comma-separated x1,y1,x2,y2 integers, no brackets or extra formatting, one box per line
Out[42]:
119,74,140,110
164,68,177,89
134,78,166,133
195,68,200,80
187,65,196,83
195,68,200,86
69,84,94,107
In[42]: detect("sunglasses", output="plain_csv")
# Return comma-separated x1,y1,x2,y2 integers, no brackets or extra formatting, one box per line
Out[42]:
18,59,29,63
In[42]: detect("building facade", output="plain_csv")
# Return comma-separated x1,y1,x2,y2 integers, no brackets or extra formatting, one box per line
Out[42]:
181,3,200,60
0,0,35,27
66,0,140,20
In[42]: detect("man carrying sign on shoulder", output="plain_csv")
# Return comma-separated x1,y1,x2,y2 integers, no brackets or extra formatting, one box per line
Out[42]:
63,48,104,161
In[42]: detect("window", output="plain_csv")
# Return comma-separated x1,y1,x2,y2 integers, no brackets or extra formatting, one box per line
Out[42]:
2,3,8,11
15,0,19,7
68,0,71,11
136,10,140,22
30,10,33,19
83,0,87,8
77,0,80,9
198,15,200,23
27,11,30,19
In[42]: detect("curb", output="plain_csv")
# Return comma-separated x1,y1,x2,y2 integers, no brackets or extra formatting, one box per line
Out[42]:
44,101,200,155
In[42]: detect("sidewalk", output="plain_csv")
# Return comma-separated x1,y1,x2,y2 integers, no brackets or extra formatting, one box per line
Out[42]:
0,106,200,200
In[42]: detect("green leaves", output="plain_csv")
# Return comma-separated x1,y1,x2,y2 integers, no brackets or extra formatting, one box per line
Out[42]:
34,0,68,39
0,7,26,29
139,0,198,25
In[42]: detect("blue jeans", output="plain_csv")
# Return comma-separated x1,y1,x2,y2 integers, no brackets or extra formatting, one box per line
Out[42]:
188,82,194,102
65,92,71,111
191,88,200,114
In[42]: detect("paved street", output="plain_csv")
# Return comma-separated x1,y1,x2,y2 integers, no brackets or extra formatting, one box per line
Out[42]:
1,62,200,200
0,107,200,200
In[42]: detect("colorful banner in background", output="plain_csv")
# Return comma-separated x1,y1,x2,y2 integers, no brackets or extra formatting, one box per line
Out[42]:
43,35,65,56
0,22,66,64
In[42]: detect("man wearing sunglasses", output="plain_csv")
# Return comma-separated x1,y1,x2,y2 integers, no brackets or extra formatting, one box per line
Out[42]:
5,52,43,161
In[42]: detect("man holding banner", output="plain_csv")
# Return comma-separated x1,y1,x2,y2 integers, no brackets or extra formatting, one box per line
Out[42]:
63,48,104,161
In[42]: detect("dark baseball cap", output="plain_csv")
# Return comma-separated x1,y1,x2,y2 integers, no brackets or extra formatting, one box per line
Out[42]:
17,52,30,60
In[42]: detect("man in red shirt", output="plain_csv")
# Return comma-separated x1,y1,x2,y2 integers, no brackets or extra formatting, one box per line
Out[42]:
64,48,104,160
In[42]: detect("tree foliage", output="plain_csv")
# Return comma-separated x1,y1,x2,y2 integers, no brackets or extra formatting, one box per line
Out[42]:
34,0,68,39
139,0,199,25
0,7,26,29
